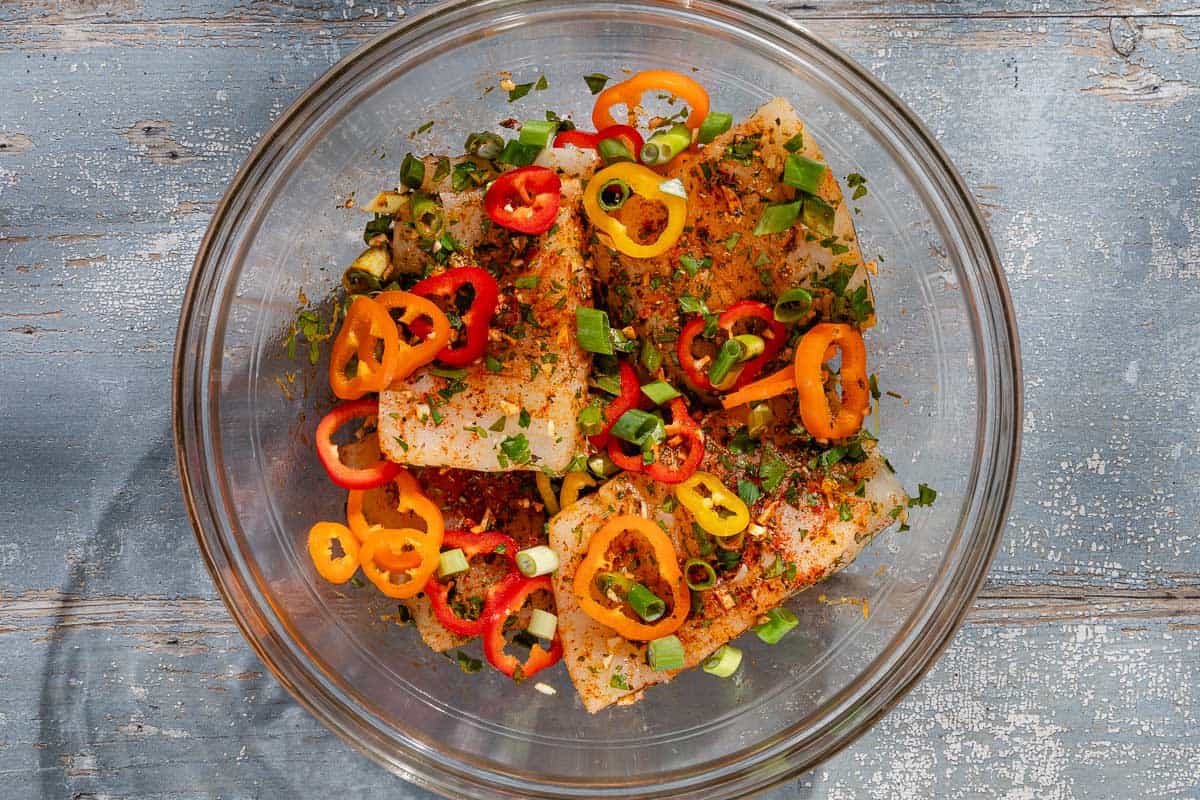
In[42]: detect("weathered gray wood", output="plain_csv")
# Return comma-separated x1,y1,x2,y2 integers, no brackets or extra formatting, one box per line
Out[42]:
2,1,1200,798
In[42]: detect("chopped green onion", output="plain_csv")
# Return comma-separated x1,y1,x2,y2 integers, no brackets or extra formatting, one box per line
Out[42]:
516,545,560,577
732,334,765,359
753,200,802,236
639,339,663,373
410,192,445,239
684,558,717,590
783,133,804,153
773,287,813,322
597,178,631,211
707,338,747,386
628,584,666,622
640,379,681,406
648,635,685,671
610,409,665,446
696,112,733,145
640,124,692,166
783,154,828,195
519,119,558,148
587,452,619,478
498,139,542,167
437,548,469,578
746,403,774,437
801,195,835,236
465,131,504,160
575,306,614,355
527,608,558,640
400,153,425,189
752,607,798,644
597,137,635,165
657,178,687,200
577,401,605,436
702,644,743,677
583,73,610,94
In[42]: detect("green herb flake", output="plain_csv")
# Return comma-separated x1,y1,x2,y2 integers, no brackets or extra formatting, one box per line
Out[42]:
500,433,532,465
759,451,788,493
584,73,610,94
783,133,804,152
723,232,742,251
508,81,535,102
393,436,410,452
838,501,853,521
737,479,762,507
488,416,508,433
679,253,712,276
909,483,938,507
455,650,483,674
609,672,629,690
514,275,540,290
485,355,504,373
416,120,434,135
519,408,532,428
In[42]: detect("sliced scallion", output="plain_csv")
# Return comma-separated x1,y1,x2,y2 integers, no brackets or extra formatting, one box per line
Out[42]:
707,338,747,386
732,334,765,359
640,124,692,166
752,607,798,644
519,119,558,148
588,452,619,478
597,137,635,165
400,153,425,189
753,200,802,236
610,409,665,446
639,339,663,374
437,548,469,578
527,608,558,640
800,195,835,236
411,192,445,239
576,306,614,355
648,635,685,671
628,583,666,622
640,379,681,406
465,131,504,160
702,644,743,677
597,178,631,211
684,558,717,591
746,403,774,438
696,112,733,145
783,154,828,195
773,287,813,322
577,401,605,436
498,139,542,167
516,545,560,577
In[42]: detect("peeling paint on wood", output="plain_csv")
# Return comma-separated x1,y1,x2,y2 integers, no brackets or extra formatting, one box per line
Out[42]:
2,1,1199,798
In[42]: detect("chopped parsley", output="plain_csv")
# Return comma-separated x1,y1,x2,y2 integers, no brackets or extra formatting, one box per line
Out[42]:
454,650,483,674
783,133,804,152
392,436,409,452
723,133,761,164
584,73,610,94
846,172,868,200
518,408,532,428
679,253,712,276
499,433,532,466
485,355,504,373
838,501,853,521
416,120,434,135
508,81,535,102
759,450,788,493
723,232,742,251
737,479,762,506
609,672,629,690
909,483,938,507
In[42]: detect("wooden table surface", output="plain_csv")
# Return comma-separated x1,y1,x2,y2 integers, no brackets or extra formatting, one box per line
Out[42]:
3,0,1198,797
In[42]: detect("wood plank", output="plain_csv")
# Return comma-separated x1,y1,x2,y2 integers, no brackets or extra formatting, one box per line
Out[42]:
0,592,1194,797
3,15,1198,596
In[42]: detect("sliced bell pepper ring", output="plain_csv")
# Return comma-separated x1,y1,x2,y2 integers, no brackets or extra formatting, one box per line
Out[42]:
359,527,440,599
592,70,710,132
674,471,750,538
573,514,690,641
795,323,870,440
315,399,402,490
606,397,704,485
588,360,641,449
410,267,499,366
553,125,645,162
582,162,687,259
677,301,787,392
425,529,520,637
372,290,453,381
720,365,795,409
307,521,360,584
482,574,564,681
329,296,402,400
483,165,562,235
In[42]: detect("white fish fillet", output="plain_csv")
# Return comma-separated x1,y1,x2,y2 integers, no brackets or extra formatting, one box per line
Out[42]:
549,452,906,713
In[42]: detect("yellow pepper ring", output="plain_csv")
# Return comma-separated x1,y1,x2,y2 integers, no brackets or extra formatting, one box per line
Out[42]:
673,471,750,538
583,163,688,259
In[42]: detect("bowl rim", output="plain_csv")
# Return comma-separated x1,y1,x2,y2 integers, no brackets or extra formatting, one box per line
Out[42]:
173,0,1022,796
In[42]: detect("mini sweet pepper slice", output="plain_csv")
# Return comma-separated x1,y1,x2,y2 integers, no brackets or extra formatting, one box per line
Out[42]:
482,574,564,681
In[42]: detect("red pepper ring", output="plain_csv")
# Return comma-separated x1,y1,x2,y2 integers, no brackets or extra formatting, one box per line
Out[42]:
410,267,500,367
483,165,562,235
315,399,402,490
553,125,645,163
607,397,705,485
588,360,641,449
676,301,788,393
482,574,564,681
424,530,520,637
552,129,599,150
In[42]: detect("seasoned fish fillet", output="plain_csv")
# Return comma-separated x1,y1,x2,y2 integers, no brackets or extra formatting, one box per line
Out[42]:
378,180,593,474
591,97,874,393
549,448,905,712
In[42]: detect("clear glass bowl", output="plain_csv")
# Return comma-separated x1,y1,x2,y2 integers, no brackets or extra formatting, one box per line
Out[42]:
173,1,1021,796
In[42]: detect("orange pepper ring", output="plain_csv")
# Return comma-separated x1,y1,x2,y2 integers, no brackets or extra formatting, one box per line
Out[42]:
329,296,403,400
359,527,439,599
794,323,870,440
373,290,452,383
307,521,361,584
573,514,689,641
592,69,710,131
347,484,425,570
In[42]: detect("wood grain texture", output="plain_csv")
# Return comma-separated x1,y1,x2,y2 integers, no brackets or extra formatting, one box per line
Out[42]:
1,0,1199,797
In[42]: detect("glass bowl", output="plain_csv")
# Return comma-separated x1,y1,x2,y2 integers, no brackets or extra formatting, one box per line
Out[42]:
173,1,1021,797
